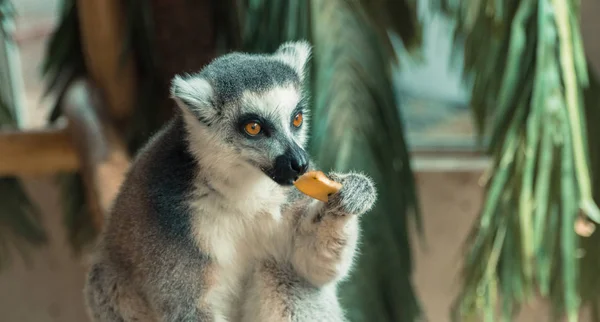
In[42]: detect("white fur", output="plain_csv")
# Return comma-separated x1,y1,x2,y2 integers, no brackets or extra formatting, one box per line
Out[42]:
182,107,294,319
275,40,312,81
171,76,217,122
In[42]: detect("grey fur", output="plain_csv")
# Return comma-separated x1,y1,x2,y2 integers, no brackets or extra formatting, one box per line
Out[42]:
84,41,377,322
193,53,300,106
85,117,216,321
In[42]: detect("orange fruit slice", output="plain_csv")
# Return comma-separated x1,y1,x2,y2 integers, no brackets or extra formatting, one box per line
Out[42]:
293,171,342,202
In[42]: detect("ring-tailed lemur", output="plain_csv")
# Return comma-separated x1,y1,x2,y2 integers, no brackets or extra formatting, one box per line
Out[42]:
84,40,377,322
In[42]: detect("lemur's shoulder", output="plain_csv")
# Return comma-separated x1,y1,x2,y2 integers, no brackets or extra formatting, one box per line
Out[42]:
88,114,216,315
100,114,202,260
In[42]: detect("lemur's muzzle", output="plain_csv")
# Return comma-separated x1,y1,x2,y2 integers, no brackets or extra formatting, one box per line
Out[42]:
271,146,309,185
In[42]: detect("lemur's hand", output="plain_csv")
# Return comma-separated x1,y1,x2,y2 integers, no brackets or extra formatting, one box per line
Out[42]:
324,172,377,216
290,172,376,287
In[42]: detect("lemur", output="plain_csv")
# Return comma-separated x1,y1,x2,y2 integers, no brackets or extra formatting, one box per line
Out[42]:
84,40,377,322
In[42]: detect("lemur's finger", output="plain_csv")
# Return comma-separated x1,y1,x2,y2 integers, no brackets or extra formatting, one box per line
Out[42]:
293,170,342,203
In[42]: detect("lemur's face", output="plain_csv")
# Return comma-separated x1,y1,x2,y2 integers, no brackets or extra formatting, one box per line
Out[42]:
226,84,310,186
171,41,312,186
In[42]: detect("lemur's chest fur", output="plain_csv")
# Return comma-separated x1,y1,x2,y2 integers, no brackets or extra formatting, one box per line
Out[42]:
188,171,293,319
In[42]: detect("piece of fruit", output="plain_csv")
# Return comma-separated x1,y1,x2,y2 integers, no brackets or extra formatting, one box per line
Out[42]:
293,170,342,203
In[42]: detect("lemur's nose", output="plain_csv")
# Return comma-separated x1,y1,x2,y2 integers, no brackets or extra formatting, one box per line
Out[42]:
272,146,309,185
290,154,308,176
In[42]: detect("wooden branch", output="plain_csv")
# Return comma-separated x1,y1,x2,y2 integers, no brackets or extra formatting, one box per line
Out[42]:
76,0,137,125
62,79,131,230
0,128,79,176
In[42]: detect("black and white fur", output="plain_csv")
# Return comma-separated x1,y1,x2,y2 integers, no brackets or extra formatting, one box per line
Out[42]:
84,41,377,322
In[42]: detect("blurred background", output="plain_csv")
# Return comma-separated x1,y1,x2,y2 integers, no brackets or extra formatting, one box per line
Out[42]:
1,0,600,321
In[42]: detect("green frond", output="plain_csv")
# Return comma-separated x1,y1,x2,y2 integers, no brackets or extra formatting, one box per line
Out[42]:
310,1,421,320
41,0,85,123
346,0,423,58
238,0,312,54
0,0,14,22
438,0,600,320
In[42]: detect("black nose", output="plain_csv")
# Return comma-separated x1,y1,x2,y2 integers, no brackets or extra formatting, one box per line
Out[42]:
271,147,309,185
290,155,308,175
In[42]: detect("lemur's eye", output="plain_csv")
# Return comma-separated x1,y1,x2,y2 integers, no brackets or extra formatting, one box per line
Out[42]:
244,122,262,136
293,112,303,128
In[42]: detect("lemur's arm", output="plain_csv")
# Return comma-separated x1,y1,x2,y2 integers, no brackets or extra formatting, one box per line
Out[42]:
289,172,377,287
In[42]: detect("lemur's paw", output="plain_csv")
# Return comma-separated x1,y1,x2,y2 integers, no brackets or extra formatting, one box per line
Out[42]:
326,172,377,216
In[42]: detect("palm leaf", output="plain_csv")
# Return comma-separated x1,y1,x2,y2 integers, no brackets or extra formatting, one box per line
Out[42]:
0,0,13,22
41,0,85,123
345,0,422,59
437,0,600,320
238,0,424,321
238,0,312,54
310,1,421,320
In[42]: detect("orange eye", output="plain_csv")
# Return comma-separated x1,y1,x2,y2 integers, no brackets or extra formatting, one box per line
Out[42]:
244,122,262,136
293,112,303,127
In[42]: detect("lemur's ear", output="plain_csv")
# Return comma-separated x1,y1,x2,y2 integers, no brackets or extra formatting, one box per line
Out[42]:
170,75,217,125
274,40,312,81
